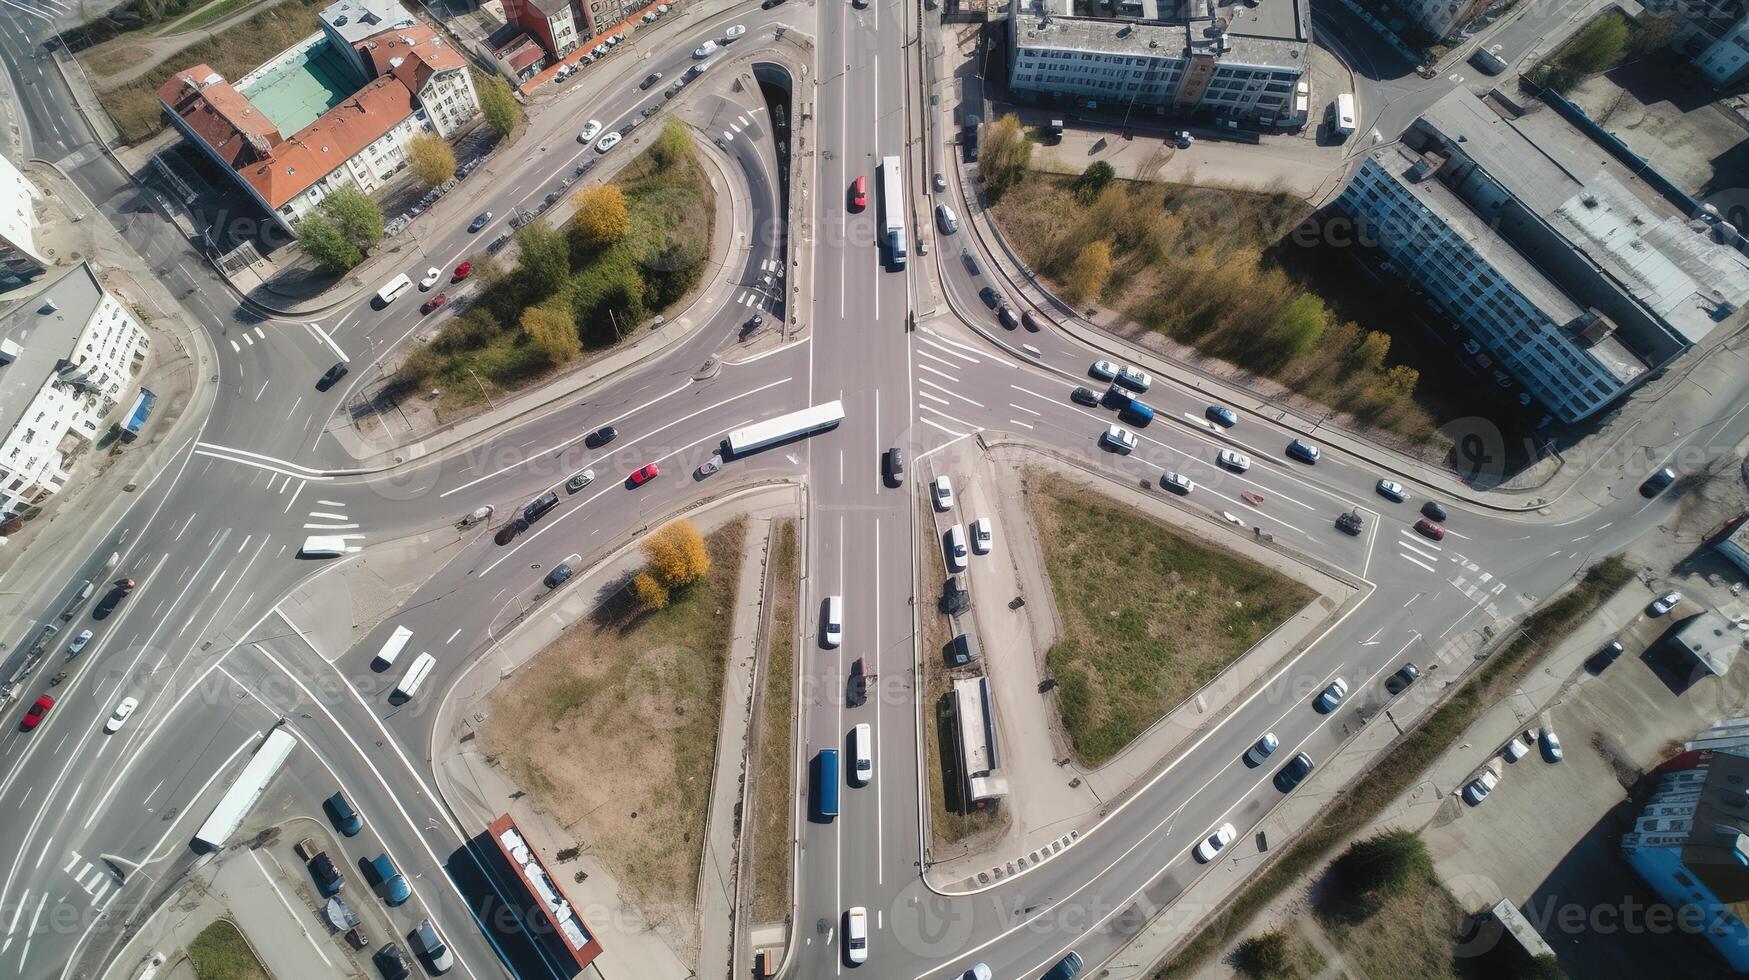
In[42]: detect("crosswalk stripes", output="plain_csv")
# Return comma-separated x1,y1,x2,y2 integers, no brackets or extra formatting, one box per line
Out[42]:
61,851,117,910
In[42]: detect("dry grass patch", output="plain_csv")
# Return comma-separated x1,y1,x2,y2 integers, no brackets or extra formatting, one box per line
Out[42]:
1318,876,1470,979
1026,471,1316,767
749,519,797,922
484,520,746,908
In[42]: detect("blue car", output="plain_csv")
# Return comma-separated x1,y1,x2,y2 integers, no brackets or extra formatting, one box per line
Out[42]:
1286,439,1321,464
1043,951,1085,980
325,791,363,836
1205,404,1237,427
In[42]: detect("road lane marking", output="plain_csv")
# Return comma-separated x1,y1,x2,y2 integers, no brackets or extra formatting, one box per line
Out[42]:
916,363,959,384
1398,551,1437,573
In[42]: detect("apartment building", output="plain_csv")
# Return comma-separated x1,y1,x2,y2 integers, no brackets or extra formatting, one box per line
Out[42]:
1646,0,1749,85
1336,90,1749,422
0,263,149,519
318,0,417,80
1007,0,1309,128
500,0,585,59
0,154,48,295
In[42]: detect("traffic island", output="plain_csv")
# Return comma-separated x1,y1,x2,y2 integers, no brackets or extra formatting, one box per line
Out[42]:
746,519,799,925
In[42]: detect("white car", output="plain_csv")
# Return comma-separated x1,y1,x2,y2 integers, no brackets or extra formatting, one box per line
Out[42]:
1193,822,1236,862
724,23,746,39
1102,425,1138,454
68,629,93,655
962,966,993,980
1116,364,1152,392
1245,732,1278,766
1376,479,1407,502
1650,591,1681,615
932,475,955,511
1162,471,1194,495
596,132,623,153
694,39,718,58
1089,359,1118,382
1463,768,1499,805
1502,735,1529,763
420,267,441,289
946,524,968,572
566,468,595,492
103,696,138,734
971,517,993,554
845,906,869,964
1217,449,1251,472
1315,677,1349,712
578,119,602,144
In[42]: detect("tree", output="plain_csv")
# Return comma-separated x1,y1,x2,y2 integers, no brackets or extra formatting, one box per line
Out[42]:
641,520,709,588
1063,240,1112,305
521,302,581,364
652,116,694,168
1350,329,1391,373
478,74,522,137
1233,929,1294,979
407,133,456,188
319,187,383,252
979,114,1032,200
297,213,363,272
514,222,571,301
572,185,631,249
1074,160,1116,202
1329,830,1434,903
630,571,669,611
1269,294,1327,361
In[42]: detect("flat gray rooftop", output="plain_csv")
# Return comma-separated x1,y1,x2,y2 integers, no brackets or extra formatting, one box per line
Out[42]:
1015,0,1307,69
0,263,104,440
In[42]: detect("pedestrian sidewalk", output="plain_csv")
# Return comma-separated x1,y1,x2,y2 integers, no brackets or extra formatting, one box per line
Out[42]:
430,483,800,980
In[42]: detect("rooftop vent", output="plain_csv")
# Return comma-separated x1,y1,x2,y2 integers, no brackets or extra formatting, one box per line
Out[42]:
1581,192,1599,207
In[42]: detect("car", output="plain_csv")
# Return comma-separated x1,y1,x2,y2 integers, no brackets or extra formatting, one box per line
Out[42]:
1042,952,1085,980
566,468,595,492
544,563,574,588
1021,310,1043,331
761,0,784,8
844,907,868,964
642,72,663,89
945,524,969,572
1102,424,1138,454
578,119,603,143
971,517,993,554
936,203,959,233
1540,727,1563,763
452,262,472,282
68,629,93,655
1115,365,1152,392
1335,510,1365,535
1275,752,1314,791
997,305,1019,329
1650,591,1682,615
1640,466,1677,497
420,293,447,315
1414,517,1445,541
1217,449,1250,473
21,694,53,730
724,23,746,39
1162,471,1194,495
694,40,717,58
884,447,905,484
308,849,345,897
933,173,948,194
932,475,955,511
468,212,492,232
698,454,722,477
596,132,622,153
487,232,511,253
962,252,981,276
1502,735,1530,763
494,520,525,546
1089,359,1117,381
374,942,412,980
585,425,618,448
326,791,364,835
1070,386,1099,407
317,362,349,391
1420,500,1449,523
1244,732,1278,767
1285,439,1321,464
1314,677,1349,713
411,919,454,973
962,966,994,980
1173,130,1194,148
1193,822,1237,862
420,267,441,289
1463,764,1501,805
629,463,660,486
979,285,999,308
851,175,867,210
1376,479,1407,502
1586,639,1625,674
1385,662,1420,695
103,696,137,733
1205,404,1237,427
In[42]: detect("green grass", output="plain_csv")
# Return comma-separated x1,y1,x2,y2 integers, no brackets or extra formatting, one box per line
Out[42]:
94,0,325,144
161,0,267,34
186,920,268,980
750,520,797,923
1027,472,1317,767
484,520,746,907
1155,555,1633,979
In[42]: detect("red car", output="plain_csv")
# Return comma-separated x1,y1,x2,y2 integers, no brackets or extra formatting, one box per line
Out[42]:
850,175,867,211
452,262,472,282
629,463,660,486
21,694,54,731
1414,517,1445,541
421,293,447,315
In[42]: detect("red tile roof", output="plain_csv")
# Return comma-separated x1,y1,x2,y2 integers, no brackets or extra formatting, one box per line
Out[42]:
238,74,419,208
355,23,466,92
156,65,282,170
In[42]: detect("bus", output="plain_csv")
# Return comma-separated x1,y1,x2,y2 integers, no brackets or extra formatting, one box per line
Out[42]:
813,748,840,821
723,401,845,457
192,728,298,850
879,155,906,268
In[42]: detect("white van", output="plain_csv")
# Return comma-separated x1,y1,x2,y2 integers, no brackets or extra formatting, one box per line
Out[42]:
300,535,348,558
376,273,414,306
823,595,843,648
851,722,873,786
373,625,413,669
394,652,436,699
1332,93,1356,138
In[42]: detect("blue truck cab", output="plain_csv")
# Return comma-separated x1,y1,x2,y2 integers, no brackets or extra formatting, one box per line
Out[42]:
813,749,840,822
1107,386,1155,426
368,854,411,906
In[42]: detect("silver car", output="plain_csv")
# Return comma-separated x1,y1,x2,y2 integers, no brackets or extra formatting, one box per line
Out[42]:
566,468,595,492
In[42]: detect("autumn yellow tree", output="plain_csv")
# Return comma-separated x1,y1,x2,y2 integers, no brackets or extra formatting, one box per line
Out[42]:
572,184,631,249
407,133,456,188
1062,240,1112,305
630,572,669,611
641,520,710,588
521,303,581,364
